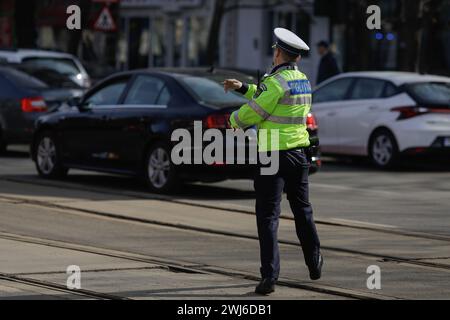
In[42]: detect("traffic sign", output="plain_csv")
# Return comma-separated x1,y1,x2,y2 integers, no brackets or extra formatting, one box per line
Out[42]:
93,5,116,32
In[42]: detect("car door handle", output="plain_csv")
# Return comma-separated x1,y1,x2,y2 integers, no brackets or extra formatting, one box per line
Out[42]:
101,115,111,121
369,106,379,111
327,111,337,116
140,116,150,123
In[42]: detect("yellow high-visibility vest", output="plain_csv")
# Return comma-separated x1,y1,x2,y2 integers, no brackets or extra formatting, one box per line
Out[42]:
230,63,312,152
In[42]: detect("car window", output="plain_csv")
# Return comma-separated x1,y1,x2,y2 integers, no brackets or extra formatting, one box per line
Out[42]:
313,78,354,103
407,82,450,105
124,75,167,105
17,66,82,89
22,57,81,77
0,68,48,89
179,76,247,107
156,86,171,105
350,78,386,100
384,82,398,97
84,79,128,106
0,76,16,98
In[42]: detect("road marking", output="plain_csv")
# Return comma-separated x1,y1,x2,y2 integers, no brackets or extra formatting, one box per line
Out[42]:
330,218,397,229
311,183,396,196
311,182,450,202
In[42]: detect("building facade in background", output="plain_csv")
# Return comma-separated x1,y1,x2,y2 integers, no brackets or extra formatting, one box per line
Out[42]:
1,0,449,83
319,0,450,77
118,0,212,70
0,0,120,79
118,0,450,84
219,0,326,85
118,0,327,84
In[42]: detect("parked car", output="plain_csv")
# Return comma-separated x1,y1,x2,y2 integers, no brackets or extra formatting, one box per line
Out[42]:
31,68,321,193
0,66,80,153
0,49,91,89
11,65,85,105
312,72,450,168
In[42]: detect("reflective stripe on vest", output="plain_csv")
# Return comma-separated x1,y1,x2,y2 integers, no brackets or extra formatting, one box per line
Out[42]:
247,100,306,125
248,100,270,119
233,111,248,128
279,95,312,106
274,74,291,99
267,115,307,125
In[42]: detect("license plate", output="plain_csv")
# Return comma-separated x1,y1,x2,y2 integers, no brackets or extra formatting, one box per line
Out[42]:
444,138,450,147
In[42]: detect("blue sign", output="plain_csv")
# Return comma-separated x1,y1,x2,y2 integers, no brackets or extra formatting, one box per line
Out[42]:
288,80,312,95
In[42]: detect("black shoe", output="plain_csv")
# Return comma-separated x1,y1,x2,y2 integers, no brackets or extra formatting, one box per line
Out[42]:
308,254,323,280
255,278,276,295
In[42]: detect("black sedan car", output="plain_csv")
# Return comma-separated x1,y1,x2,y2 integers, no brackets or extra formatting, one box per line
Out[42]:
0,66,78,153
31,68,321,193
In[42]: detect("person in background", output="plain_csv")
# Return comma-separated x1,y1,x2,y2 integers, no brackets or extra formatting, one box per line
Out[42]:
316,40,340,85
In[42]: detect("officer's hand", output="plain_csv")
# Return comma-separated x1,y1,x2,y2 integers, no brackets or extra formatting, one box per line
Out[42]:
223,79,242,93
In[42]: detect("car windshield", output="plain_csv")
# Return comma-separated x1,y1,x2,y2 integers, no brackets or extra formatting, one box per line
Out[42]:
17,66,82,89
407,82,450,106
179,75,248,107
21,57,81,77
1,68,48,89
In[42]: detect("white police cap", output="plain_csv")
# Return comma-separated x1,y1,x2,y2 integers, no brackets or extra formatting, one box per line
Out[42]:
273,27,310,55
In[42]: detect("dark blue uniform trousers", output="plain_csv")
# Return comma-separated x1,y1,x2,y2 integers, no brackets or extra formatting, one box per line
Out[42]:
254,148,320,280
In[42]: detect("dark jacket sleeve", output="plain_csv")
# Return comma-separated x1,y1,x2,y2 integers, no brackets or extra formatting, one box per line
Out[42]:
235,83,249,95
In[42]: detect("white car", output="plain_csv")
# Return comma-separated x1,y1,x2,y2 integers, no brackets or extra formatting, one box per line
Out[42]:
0,49,90,89
312,72,450,168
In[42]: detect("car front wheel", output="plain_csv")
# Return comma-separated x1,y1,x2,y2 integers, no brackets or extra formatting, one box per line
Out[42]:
369,129,399,169
144,142,178,193
35,132,68,178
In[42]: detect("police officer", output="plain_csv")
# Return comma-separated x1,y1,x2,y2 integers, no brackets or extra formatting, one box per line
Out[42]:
223,28,322,295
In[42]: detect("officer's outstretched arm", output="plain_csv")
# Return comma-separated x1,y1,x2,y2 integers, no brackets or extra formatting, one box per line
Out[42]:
230,79,283,129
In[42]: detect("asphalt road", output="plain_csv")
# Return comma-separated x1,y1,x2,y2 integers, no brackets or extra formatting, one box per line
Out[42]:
3,146,448,235
0,145,449,299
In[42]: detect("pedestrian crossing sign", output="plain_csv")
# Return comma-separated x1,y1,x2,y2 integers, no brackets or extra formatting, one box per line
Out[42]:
93,6,116,32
